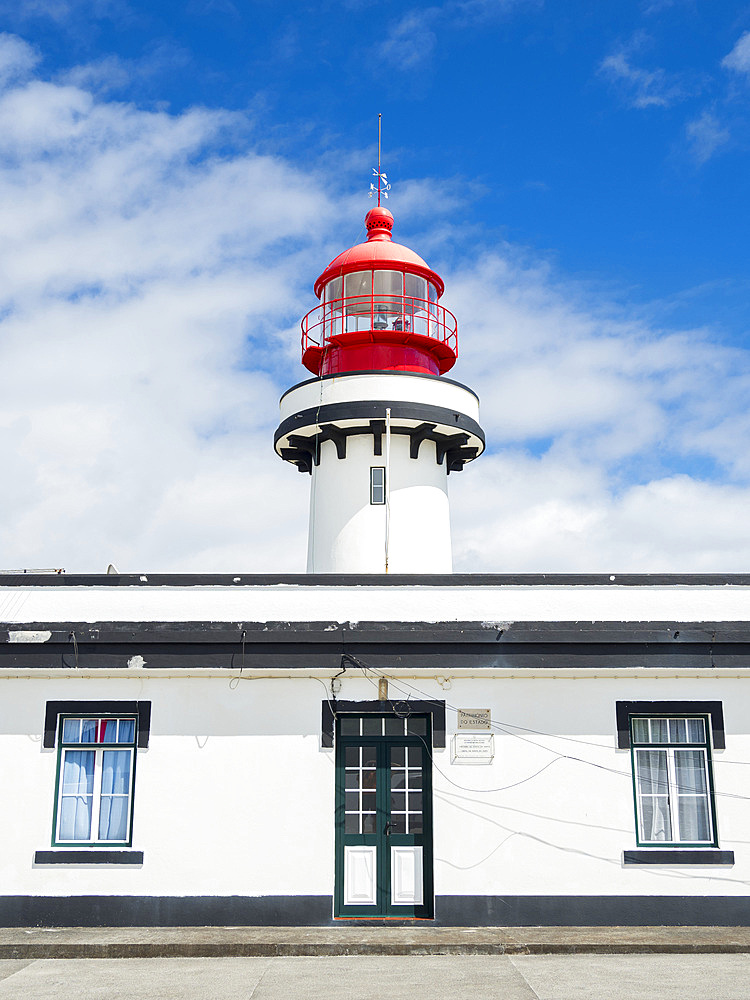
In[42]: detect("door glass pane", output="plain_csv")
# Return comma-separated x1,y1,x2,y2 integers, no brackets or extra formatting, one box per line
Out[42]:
343,745,378,835
407,717,427,736
340,717,360,736
390,814,406,834
362,717,382,736
62,718,81,743
385,717,405,736
391,747,405,767
391,791,406,812
407,768,422,790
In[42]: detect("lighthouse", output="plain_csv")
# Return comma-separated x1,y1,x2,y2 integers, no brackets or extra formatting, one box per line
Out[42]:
274,205,484,573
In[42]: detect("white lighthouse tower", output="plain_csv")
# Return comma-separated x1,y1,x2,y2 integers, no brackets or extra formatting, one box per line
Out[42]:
274,205,484,573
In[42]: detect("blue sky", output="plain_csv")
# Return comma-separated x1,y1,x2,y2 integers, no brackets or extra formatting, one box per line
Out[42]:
0,1,749,572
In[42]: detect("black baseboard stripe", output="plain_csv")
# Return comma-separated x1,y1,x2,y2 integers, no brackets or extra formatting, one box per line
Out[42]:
2,895,750,927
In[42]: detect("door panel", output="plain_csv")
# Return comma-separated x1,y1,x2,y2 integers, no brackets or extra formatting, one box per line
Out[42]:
335,715,433,918
390,846,424,905
344,846,377,905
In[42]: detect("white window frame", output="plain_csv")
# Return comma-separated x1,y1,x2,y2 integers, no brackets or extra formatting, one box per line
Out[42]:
53,715,137,847
630,715,717,847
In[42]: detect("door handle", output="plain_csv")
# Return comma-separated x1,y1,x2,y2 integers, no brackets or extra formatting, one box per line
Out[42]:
384,822,391,835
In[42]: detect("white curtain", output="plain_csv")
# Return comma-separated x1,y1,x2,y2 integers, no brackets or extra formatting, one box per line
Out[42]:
98,750,131,841
59,751,94,840
636,750,671,842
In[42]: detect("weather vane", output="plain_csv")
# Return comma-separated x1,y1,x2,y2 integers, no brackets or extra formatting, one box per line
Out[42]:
369,113,391,205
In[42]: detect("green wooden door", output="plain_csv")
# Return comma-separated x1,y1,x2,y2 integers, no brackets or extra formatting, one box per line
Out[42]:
334,714,433,918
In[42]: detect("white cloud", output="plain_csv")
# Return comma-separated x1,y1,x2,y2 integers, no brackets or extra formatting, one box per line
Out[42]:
722,31,750,75
1,37,750,575
685,110,730,163
599,40,685,109
0,33,39,86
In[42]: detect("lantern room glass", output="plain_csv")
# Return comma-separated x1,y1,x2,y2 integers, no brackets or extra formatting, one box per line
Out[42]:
320,272,440,339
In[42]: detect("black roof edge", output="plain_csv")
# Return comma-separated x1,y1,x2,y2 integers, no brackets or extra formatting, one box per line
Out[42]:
1,573,750,588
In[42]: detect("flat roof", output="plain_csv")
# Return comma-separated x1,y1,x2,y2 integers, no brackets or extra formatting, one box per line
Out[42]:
1,573,750,587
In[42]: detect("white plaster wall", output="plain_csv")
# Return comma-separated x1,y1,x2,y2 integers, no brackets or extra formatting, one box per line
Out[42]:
279,372,480,424
3,583,750,625
307,435,451,573
0,676,335,897
427,674,750,898
0,673,748,901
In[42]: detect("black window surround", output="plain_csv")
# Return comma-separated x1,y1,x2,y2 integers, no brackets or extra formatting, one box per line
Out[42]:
321,699,445,749
623,850,734,866
44,701,151,749
616,701,725,750
34,850,143,865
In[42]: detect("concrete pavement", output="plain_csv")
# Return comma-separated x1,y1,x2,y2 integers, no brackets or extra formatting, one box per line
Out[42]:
2,925,750,958
2,954,750,1000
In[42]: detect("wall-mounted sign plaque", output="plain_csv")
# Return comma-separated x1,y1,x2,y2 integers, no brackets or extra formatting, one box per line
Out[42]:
451,733,494,764
457,709,491,730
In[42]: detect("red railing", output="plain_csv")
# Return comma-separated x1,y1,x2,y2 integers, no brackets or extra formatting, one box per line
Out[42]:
301,293,458,358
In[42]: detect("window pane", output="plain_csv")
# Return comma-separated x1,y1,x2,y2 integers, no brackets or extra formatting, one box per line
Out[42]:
675,750,708,795
639,796,672,842
649,719,668,743
636,750,668,795
407,716,427,736
101,750,131,795
385,716,404,736
99,795,129,841
631,718,649,743
669,719,687,744
62,718,81,743
325,276,342,304
80,719,98,743
344,270,372,312
404,273,426,302
677,797,711,842
340,717,359,736
101,719,118,743
59,750,95,840
687,718,706,744
373,270,402,296
118,719,136,743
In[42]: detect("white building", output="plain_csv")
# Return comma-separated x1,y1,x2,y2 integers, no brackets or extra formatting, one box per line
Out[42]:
0,209,747,926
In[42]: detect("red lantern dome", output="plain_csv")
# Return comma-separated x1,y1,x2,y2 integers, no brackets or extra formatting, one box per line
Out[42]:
301,208,458,377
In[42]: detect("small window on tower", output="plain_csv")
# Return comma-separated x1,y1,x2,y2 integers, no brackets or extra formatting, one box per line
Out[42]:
370,467,386,505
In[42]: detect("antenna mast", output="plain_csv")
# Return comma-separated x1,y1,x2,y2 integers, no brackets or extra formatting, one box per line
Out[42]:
369,114,390,204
